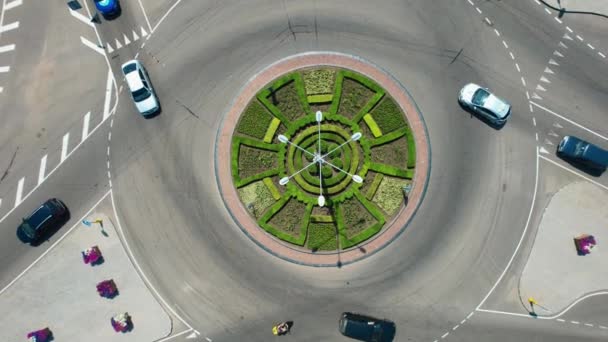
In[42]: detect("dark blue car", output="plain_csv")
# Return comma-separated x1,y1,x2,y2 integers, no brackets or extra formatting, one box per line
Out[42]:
94,0,121,19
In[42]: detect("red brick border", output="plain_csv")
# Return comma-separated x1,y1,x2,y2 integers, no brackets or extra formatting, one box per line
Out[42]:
215,52,430,267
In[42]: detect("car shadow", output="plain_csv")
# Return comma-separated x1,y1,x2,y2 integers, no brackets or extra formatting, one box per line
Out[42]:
458,101,506,130
143,105,162,119
557,157,606,177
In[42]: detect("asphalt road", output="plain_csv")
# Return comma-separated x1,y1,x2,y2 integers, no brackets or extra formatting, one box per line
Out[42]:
1,0,607,341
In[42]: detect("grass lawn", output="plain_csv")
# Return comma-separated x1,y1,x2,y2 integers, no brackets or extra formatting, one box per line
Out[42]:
372,176,409,215
237,181,276,218
369,96,407,134
267,80,306,121
341,196,378,238
337,77,375,118
236,100,274,139
370,136,408,169
238,146,278,179
307,222,338,251
268,198,307,235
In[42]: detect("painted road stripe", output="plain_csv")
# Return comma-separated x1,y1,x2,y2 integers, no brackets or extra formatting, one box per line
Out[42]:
103,68,112,120
82,111,90,141
475,7,482,14
554,17,562,24
61,133,69,162
576,35,583,41
587,43,595,50
15,177,24,206
599,52,606,58
531,101,608,141
69,9,94,28
0,44,15,53
0,22,19,33
544,8,551,14
38,155,47,185
0,66,9,72
502,40,508,49
0,87,3,93
4,0,22,10
494,29,500,37
80,36,105,55
566,26,573,33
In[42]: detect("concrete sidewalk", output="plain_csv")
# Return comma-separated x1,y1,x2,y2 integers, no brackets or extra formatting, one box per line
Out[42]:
0,212,171,341
520,181,608,314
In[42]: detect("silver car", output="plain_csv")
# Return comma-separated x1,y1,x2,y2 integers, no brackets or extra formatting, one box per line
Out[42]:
458,83,511,125
121,60,160,116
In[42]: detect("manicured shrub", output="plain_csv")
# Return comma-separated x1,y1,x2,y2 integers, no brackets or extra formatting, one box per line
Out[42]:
321,165,333,178
372,176,409,215
340,195,378,237
307,94,333,103
369,96,407,134
310,215,333,223
303,69,336,95
237,180,276,218
369,162,410,179
263,177,282,200
263,118,281,143
365,173,384,200
363,114,382,138
238,145,278,179
268,80,307,121
236,100,274,139
406,128,416,168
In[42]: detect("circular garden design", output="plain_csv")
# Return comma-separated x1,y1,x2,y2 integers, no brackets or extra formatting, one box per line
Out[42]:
231,66,418,252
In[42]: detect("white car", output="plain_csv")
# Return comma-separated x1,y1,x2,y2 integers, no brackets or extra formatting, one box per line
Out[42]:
458,83,511,125
121,60,160,116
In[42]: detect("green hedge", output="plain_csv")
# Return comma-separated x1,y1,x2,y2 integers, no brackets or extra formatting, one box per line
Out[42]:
258,196,311,246
369,96,407,134
311,215,334,223
257,73,311,127
307,94,333,103
363,114,382,138
293,133,351,187
368,162,410,179
236,100,275,139
406,128,416,168
370,126,408,147
263,177,282,200
263,118,281,143
365,173,384,200
232,137,281,187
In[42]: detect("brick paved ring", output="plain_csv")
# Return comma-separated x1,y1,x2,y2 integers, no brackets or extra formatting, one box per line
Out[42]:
215,52,430,267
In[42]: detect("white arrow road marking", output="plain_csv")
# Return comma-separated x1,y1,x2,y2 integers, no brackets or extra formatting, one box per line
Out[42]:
540,146,549,154
115,38,123,49
553,50,564,57
558,41,568,49
563,34,572,40
141,26,148,37
553,122,563,129
543,139,554,146
531,92,543,100
540,76,550,84
106,43,114,53
544,67,554,74
123,33,131,45
536,84,547,91
132,30,140,41
548,131,559,137
549,59,559,66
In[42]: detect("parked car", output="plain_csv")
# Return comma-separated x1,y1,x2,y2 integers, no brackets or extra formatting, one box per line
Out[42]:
17,199,69,245
94,0,121,19
557,135,608,172
121,60,160,117
458,83,512,126
339,312,396,342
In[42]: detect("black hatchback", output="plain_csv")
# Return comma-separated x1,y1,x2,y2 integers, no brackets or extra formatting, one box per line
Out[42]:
17,198,69,245
339,312,396,342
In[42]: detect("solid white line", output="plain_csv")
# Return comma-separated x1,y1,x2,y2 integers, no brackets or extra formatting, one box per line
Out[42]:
452,325,459,330
476,147,539,309
80,36,105,55
530,101,608,141
587,43,595,50
0,21,19,33
566,26,573,33
529,104,533,112
4,0,22,10
476,7,482,14
107,146,110,156
156,329,193,342
0,65,9,72
61,133,69,162
0,44,15,53
494,29,500,37
68,9,94,27
554,17,562,24
15,177,24,206
540,156,608,191
82,111,90,141
103,68,112,120
477,308,540,319
38,155,47,185
0,191,112,296
110,191,193,329
137,0,153,32
502,40,509,49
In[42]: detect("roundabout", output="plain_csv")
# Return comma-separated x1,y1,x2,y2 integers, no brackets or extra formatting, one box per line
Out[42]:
218,53,430,265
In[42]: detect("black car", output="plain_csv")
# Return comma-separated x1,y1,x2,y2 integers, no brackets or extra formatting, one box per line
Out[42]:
339,312,396,342
557,136,608,173
17,199,69,244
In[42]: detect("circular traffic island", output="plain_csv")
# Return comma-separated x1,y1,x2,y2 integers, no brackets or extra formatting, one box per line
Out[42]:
217,53,429,266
